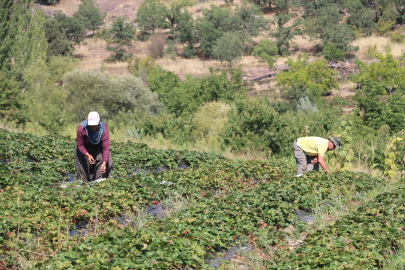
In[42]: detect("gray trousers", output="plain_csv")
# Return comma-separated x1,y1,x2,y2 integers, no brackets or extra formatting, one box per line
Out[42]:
293,141,319,175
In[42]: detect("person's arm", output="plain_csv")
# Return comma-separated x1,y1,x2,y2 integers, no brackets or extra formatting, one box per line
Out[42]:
317,154,330,173
77,126,94,164
100,124,110,174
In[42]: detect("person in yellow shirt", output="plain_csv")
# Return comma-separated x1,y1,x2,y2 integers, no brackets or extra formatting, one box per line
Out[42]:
293,136,341,176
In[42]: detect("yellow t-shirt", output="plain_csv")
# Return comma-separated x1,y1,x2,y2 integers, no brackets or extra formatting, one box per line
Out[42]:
297,137,329,157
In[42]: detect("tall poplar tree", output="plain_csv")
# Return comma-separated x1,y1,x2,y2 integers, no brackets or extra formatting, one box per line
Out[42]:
0,0,47,122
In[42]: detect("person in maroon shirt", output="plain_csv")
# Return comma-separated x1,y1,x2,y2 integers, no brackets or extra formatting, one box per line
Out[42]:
74,111,112,182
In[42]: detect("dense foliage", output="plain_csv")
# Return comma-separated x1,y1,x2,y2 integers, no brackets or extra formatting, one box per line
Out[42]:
1,129,400,269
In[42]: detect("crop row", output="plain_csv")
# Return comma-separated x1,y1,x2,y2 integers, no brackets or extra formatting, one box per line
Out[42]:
0,129,224,188
268,185,405,269
1,169,385,268
0,130,392,269
41,172,386,269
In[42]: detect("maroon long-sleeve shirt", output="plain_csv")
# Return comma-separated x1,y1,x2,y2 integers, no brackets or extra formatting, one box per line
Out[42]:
76,123,110,162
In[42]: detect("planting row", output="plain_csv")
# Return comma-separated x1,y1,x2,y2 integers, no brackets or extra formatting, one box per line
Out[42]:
1,169,385,268
268,185,405,269
0,129,223,187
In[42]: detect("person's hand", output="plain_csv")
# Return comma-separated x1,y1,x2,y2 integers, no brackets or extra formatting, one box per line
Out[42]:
85,153,95,164
311,158,318,165
100,162,106,174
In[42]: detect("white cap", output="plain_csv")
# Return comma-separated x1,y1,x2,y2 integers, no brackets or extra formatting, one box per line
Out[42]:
87,111,100,126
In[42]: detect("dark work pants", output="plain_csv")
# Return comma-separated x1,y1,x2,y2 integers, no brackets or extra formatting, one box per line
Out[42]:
74,142,112,182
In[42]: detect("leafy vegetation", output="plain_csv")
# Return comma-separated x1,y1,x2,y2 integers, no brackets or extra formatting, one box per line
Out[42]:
277,55,338,98
103,16,136,62
2,129,401,268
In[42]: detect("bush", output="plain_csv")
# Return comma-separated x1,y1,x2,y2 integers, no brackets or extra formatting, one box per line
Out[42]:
147,66,243,116
222,96,339,155
378,20,395,36
148,34,166,59
164,40,177,60
276,55,338,98
191,101,230,141
63,69,162,121
127,56,156,83
390,32,405,43
365,44,377,60
181,43,197,59
252,39,278,68
322,43,344,61
296,97,318,113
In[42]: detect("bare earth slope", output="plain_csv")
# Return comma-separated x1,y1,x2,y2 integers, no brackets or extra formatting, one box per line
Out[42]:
34,0,144,23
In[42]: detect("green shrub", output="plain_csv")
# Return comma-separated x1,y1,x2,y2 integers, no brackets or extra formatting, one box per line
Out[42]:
147,66,243,116
127,56,156,82
365,43,377,60
191,101,230,142
390,32,405,43
164,40,177,60
378,19,395,36
222,96,339,155
322,43,344,61
63,70,162,121
252,39,279,68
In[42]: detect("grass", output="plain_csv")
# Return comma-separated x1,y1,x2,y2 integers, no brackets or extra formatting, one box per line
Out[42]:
352,35,405,58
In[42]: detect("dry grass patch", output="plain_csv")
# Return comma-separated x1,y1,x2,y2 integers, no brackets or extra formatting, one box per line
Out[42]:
352,35,405,58
337,80,357,92
293,35,317,53
73,38,152,75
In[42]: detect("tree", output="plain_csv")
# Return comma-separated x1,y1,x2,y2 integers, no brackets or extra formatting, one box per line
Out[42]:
136,0,167,39
196,5,266,58
252,39,278,68
304,6,358,56
353,53,405,93
277,55,338,98
177,10,197,58
0,71,23,122
270,14,302,56
196,19,222,57
0,1,48,123
354,81,405,132
45,18,74,58
0,2,48,71
54,11,86,45
213,33,244,67
103,16,136,62
235,4,267,38
147,66,242,116
164,4,182,38
344,0,376,35
301,0,341,18
0,0,14,69
248,0,290,12
73,0,105,34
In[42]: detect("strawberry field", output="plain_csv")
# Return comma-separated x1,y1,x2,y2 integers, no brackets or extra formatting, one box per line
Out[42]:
0,129,404,269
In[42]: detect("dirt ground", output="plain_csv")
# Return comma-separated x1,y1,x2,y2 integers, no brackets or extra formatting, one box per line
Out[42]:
34,0,144,23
